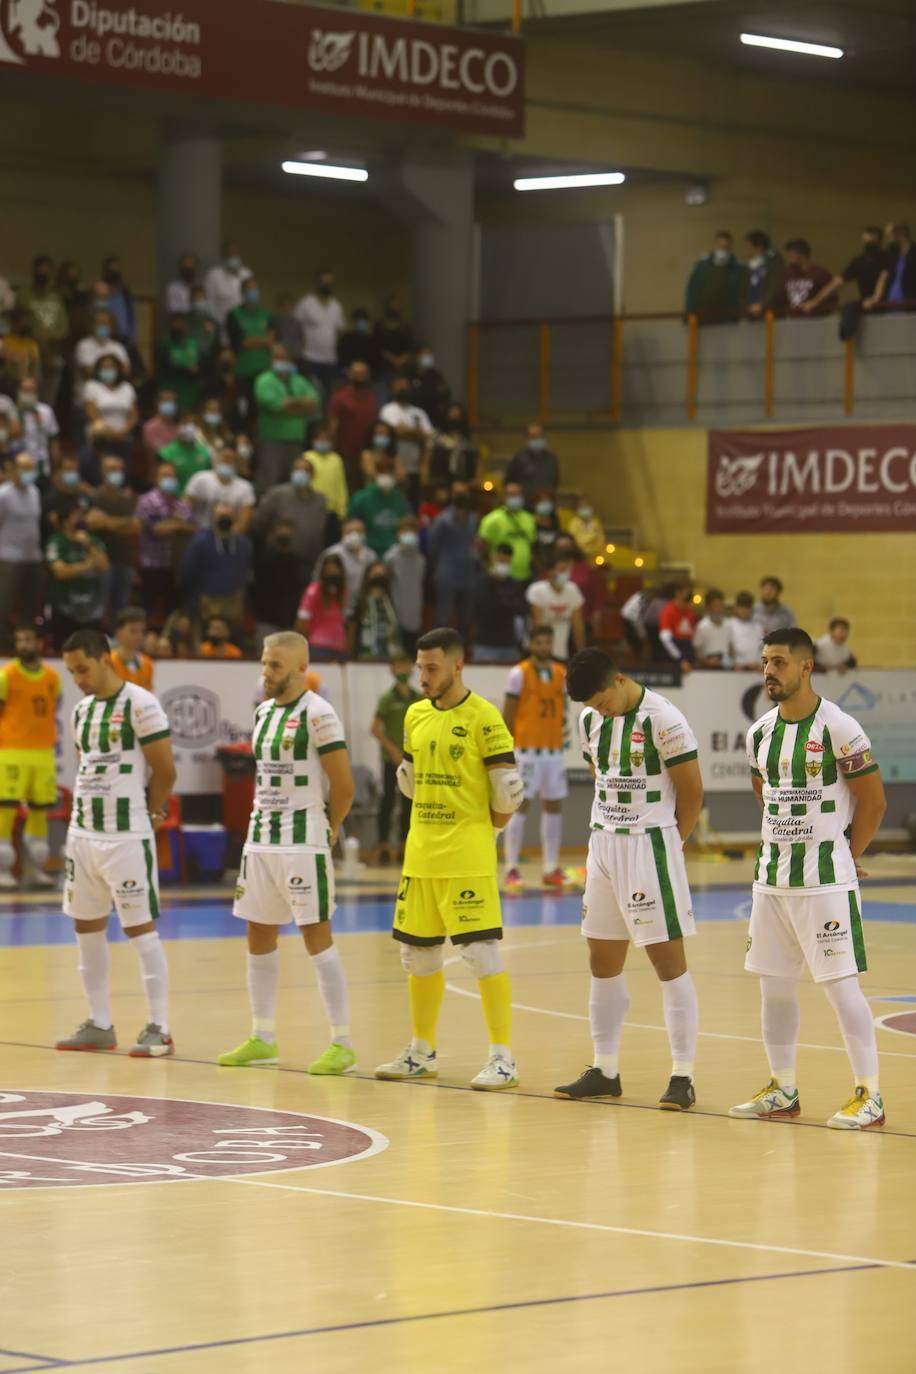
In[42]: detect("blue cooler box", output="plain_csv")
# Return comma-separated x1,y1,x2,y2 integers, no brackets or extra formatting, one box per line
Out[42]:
183,825,227,882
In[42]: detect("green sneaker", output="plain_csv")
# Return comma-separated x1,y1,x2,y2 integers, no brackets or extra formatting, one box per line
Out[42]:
308,1042,357,1076
217,1035,279,1068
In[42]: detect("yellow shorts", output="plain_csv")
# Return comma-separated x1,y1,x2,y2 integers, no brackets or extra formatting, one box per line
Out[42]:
393,873,503,947
0,750,58,807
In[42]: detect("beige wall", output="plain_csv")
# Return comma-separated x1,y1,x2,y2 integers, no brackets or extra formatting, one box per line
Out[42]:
479,424,916,667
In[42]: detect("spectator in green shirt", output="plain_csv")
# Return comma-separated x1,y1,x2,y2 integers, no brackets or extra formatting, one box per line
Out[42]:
158,415,212,494
253,343,321,496
370,653,421,862
227,278,273,405
347,455,409,556
478,481,536,580
46,497,110,649
156,314,202,413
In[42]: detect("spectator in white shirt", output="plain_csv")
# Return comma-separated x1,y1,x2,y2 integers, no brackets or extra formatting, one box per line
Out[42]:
165,252,200,316
74,312,130,407
184,447,256,533
83,354,137,455
9,377,59,480
694,589,731,669
621,586,651,663
379,377,434,505
204,241,252,336
526,553,586,661
0,454,43,650
727,591,763,670
815,618,857,673
294,268,346,395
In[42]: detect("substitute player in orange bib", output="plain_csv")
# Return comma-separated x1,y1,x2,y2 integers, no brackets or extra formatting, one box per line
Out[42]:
0,624,60,888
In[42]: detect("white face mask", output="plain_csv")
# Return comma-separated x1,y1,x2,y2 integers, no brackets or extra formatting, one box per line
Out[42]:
553,570,570,588
343,531,364,551
712,248,730,266
577,505,593,520
376,474,395,492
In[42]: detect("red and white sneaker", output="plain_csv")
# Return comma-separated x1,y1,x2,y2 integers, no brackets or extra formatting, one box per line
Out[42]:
504,867,524,895
129,1024,175,1058
542,868,566,891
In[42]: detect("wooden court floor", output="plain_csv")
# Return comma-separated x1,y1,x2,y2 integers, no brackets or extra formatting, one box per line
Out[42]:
1,854,915,1373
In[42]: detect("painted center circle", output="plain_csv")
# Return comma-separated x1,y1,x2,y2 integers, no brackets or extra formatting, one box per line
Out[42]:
0,1091,387,1189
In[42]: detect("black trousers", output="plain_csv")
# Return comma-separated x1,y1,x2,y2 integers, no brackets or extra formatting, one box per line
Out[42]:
378,760,412,845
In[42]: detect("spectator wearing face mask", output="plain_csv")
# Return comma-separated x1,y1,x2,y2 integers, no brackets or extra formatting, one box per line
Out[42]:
554,533,606,635
0,454,44,651
195,399,236,461
337,307,379,373
474,543,528,663
328,361,379,489
18,254,69,405
526,552,585,662
85,454,139,621
180,502,252,633
567,495,604,559
165,252,200,315
199,614,243,660
186,285,219,370
478,481,536,581
429,403,478,485
782,240,836,317
505,423,560,506
314,518,375,605
156,312,201,413
253,454,328,577
45,497,110,649
143,389,179,474
532,492,561,575
74,310,129,409
360,420,405,486
253,343,321,496
228,277,273,405
379,377,433,505
744,231,786,320
82,353,137,473
159,413,211,494
685,231,747,324
658,582,698,671
348,455,409,556
802,227,887,331
693,589,730,669
428,480,479,642
204,241,252,336
252,520,309,643
296,553,349,661
408,344,450,428
100,256,136,345
383,515,426,655
294,268,346,395
184,447,255,533
374,296,416,386
348,561,402,660
304,423,348,525
136,461,196,624
10,377,59,481
41,455,92,538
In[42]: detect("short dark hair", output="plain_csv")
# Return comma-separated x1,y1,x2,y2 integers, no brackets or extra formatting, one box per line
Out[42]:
715,230,733,242
116,606,146,628
530,624,554,639
14,622,39,638
705,588,725,604
746,230,770,250
761,575,783,593
864,225,882,238
566,648,618,702
829,617,850,631
785,238,810,256
62,629,110,659
416,627,464,656
495,543,513,556
735,591,754,608
762,628,815,657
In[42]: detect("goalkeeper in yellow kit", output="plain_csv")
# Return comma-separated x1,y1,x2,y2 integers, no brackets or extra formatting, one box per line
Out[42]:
375,627,525,1089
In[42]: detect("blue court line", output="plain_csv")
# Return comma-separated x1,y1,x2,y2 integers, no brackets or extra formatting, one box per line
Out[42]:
0,1257,905,1372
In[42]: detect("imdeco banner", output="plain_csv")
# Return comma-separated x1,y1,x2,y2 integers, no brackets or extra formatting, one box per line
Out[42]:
0,0,525,137
708,426,916,533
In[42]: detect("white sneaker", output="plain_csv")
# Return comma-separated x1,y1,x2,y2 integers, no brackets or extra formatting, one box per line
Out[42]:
728,1078,800,1119
374,1047,438,1081
826,1086,885,1130
471,1054,519,1091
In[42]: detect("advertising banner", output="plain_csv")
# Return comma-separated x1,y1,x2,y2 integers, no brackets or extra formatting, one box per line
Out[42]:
0,0,525,137
707,426,916,533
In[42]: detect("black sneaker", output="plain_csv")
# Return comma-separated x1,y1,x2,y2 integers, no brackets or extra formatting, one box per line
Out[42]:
658,1075,695,1111
554,1066,622,1100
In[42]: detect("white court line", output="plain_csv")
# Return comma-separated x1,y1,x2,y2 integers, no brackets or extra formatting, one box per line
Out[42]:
218,1174,916,1274
443,940,916,1059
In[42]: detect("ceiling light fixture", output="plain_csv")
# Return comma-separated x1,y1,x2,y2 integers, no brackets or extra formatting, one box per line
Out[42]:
282,160,368,182
740,32,843,59
513,172,625,192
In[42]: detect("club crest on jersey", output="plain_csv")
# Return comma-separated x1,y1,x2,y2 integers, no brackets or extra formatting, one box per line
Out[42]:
805,740,824,776
805,760,822,777
780,759,790,775
449,743,464,760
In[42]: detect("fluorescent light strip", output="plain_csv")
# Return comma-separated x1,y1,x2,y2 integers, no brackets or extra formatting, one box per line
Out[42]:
282,160,368,182
514,172,625,192
740,32,843,59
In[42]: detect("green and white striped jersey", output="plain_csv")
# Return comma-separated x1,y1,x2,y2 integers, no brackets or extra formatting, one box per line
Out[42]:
71,683,171,838
246,690,346,850
579,687,699,834
747,697,878,892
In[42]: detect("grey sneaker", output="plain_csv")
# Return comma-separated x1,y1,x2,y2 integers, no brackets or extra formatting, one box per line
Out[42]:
129,1023,175,1058
56,1019,117,1052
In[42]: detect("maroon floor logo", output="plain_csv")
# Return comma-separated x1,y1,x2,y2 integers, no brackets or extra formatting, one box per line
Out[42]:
876,1010,916,1038
0,1091,387,1189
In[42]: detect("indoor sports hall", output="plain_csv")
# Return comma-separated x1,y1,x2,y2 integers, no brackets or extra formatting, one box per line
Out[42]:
1,0,916,1370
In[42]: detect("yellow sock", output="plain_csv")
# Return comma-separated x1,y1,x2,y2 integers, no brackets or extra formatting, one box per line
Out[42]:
408,970,445,1050
479,971,512,1049
24,810,48,841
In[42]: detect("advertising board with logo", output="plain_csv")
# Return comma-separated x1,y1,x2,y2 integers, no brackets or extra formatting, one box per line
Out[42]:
0,0,524,137
708,425,916,533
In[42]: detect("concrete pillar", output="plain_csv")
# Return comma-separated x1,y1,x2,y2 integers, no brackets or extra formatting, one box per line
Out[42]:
157,131,222,306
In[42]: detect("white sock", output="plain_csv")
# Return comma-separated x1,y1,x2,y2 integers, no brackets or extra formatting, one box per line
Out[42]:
760,975,801,1088
248,949,280,1042
823,975,880,1093
490,1043,513,1060
311,944,351,1046
77,930,112,1029
410,1037,434,1057
661,970,698,1077
590,972,629,1075
27,837,49,869
503,810,525,868
131,930,170,1035
541,811,562,872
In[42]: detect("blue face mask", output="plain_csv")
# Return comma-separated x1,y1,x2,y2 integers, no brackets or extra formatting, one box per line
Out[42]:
216,464,236,481
18,469,37,486
291,469,311,488
535,500,553,517
225,256,242,271
505,495,524,512
105,470,125,487
372,435,390,449
93,298,108,312
313,440,332,454
398,531,419,548
203,411,221,427
273,360,295,376
244,290,260,306
95,324,110,340
354,319,370,334
61,470,79,487
158,400,177,418
529,437,546,451
99,368,118,385
159,476,179,495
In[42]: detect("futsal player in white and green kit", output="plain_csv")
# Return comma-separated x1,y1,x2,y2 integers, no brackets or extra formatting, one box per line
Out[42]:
219,632,357,1073
730,628,888,1130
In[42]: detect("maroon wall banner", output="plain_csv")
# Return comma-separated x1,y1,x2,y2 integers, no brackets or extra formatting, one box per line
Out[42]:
707,426,916,533
0,0,525,137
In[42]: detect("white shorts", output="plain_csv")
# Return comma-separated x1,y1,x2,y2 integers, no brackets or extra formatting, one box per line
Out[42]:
582,827,695,946
517,750,568,803
745,885,867,983
233,846,336,927
63,832,161,929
